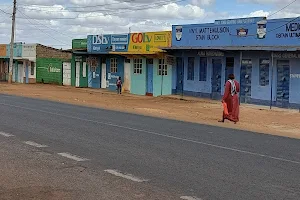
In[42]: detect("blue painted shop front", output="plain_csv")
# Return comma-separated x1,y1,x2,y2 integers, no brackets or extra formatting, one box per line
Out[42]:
170,17,300,108
87,34,128,92
89,57,101,89
106,56,125,91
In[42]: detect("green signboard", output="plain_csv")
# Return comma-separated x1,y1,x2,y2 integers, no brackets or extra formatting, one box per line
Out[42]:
36,58,63,85
72,39,87,49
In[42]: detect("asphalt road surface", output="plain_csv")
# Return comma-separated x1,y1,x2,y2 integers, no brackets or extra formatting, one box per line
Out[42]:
0,94,299,200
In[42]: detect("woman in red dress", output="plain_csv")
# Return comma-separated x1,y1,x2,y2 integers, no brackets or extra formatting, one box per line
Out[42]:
219,74,240,123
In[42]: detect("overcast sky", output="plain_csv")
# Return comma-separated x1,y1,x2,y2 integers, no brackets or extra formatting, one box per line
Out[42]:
0,0,299,49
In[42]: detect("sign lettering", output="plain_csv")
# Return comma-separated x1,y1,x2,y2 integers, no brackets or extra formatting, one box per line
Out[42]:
197,50,224,57
131,33,152,43
111,35,128,44
273,52,300,59
276,23,300,39
92,35,109,44
189,26,229,41
154,34,166,42
215,18,256,25
290,74,300,78
128,31,171,53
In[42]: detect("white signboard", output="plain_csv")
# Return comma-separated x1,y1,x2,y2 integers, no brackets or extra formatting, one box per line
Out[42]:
22,44,36,58
82,62,87,77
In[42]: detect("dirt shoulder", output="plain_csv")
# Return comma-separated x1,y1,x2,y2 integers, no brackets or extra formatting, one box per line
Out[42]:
1,83,299,139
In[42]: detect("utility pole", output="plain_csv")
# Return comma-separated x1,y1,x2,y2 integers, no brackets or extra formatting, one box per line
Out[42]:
8,0,16,84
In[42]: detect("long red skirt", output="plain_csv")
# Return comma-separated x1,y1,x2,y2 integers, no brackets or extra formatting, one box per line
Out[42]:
223,94,239,123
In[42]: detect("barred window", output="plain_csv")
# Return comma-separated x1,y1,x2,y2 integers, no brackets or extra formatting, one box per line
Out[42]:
158,59,167,76
133,58,143,74
110,58,117,73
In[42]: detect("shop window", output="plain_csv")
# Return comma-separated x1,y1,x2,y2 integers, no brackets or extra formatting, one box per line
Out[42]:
199,57,207,81
133,58,143,74
110,58,117,73
31,62,35,75
187,57,194,80
158,59,167,76
259,59,270,86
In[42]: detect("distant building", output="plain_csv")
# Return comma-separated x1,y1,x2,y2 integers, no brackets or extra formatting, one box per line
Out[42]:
0,43,72,85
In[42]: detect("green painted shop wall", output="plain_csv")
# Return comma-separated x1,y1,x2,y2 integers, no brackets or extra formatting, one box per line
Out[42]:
153,59,172,97
71,55,88,87
36,58,63,85
71,55,75,86
80,58,88,87
130,58,147,95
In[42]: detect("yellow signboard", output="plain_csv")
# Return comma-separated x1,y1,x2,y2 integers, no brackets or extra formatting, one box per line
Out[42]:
128,31,171,53
0,44,6,57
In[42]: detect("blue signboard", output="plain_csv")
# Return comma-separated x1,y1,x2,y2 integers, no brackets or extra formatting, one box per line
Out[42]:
172,17,300,47
5,43,22,57
87,34,129,53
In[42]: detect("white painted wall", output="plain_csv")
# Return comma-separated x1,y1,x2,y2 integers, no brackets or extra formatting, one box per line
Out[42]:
22,44,37,79
101,63,106,88
124,62,131,91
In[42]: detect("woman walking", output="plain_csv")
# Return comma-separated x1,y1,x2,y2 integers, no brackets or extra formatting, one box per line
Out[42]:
219,74,240,123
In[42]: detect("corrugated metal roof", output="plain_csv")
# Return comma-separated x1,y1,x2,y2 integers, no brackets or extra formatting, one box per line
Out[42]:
162,46,300,51
73,51,109,55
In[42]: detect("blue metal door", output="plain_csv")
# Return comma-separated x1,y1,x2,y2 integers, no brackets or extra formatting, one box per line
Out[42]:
25,63,29,84
91,65,101,88
88,65,92,87
276,60,290,108
211,59,222,100
240,59,252,103
146,63,153,94
176,57,184,95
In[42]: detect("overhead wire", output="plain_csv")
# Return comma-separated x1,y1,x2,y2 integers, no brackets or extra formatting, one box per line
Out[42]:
0,5,13,23
0,7,11,15
18,0,136,9
16,0,185,19
16,7,72,39
17,9,70,46
268,0,298,17
230,0,299,37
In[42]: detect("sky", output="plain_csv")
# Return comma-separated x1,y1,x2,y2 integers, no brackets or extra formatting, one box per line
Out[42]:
0,0,299,49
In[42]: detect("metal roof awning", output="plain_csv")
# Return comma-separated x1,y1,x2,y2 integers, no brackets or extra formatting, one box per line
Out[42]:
109,51,167,58
0,57,30,61
73,51,109,55
109,51,163,55
162,46,300,51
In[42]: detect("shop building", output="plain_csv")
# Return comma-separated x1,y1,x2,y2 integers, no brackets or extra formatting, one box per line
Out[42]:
164,17,300,108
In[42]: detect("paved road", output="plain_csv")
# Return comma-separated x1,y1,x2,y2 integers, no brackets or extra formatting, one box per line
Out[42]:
0,94,299,200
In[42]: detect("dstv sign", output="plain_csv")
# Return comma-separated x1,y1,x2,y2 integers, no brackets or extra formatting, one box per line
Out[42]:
92,35,109,44
87,34,129,53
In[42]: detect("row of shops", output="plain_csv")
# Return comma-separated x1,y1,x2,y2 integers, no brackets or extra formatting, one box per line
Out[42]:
0,43,72,84
1,16,300,108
